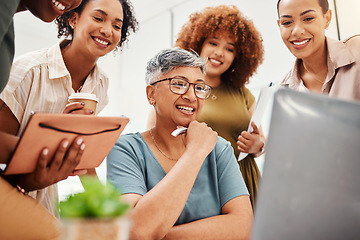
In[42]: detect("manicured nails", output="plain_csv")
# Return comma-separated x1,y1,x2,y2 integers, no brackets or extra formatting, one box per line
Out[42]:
76,138,83,145
62,140,69,148
42,148,49,156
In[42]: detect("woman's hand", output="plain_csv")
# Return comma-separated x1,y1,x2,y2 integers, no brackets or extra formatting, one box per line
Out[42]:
237,122,265,155
63,102,94,115
15,136,87,192
183,121,218,158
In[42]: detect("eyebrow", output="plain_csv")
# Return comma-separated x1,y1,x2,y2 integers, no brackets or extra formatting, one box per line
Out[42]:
173,76,205,83
211,37,235,47
94,9,123,22
280,9,316,18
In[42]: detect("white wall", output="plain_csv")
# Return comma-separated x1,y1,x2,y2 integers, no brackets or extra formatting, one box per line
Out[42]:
12,0,358,198
334,0,360,39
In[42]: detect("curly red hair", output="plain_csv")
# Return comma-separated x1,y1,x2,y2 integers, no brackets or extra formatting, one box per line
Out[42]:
175,5,264,88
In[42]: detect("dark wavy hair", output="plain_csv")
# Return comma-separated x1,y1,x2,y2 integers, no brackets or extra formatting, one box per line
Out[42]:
175,5,264,88
55,0,138,49
277,0,329,16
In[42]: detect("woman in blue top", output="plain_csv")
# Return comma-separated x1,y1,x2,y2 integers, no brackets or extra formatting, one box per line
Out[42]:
107,48,252,239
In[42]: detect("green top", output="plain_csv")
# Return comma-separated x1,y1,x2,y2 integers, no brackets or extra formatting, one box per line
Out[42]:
0,0,20,92
198,83,255,158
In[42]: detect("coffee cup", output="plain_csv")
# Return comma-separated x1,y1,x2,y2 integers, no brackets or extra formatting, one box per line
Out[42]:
68,93,98,114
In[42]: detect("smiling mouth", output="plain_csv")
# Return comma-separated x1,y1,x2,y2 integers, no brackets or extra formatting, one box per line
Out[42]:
93,37,110,46
291,39,311,46
52,0,66,11
176,105,195,113
208,58,222,65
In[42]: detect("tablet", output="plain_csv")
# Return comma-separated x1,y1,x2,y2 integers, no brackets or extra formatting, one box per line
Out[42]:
3,113,129,175
238,84,277,161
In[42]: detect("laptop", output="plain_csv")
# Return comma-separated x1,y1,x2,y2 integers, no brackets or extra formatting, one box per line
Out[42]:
251,88,360,240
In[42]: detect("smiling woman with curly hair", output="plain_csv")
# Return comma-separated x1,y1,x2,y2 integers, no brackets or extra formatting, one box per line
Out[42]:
175,5,265,209
176,5,264,88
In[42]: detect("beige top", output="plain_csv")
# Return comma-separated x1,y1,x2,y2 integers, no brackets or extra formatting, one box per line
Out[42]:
281,35,360,102
0,41,109,216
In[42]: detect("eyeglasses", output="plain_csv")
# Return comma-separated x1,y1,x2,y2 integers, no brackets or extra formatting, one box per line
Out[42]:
151,77,212,99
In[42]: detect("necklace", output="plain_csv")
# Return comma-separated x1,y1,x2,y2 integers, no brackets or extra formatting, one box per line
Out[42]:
150,128,178,161
301,64,325,85
76,85,83,93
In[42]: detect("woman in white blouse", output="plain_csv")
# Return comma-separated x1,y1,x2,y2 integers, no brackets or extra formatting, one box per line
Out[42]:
0,0,137,216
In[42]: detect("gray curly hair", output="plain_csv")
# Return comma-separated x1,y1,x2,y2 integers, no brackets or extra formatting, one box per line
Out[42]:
145,48,206,85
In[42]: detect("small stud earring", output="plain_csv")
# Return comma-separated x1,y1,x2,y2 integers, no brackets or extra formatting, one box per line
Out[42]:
149,100,155,105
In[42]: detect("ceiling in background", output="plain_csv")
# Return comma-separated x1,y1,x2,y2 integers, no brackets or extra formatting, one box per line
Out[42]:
130,0,191,23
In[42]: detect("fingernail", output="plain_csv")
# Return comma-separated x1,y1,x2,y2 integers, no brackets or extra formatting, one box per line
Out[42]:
63,141,69,148
81,102,85,106
89,110,94,114
42,148,49,155
77,138,83,145
80,143,85,150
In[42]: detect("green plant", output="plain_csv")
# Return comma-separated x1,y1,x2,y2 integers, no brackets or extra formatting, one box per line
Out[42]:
59,177,129,218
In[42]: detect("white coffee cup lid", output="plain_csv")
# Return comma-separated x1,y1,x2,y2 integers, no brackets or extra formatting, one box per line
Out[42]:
68,92,98,102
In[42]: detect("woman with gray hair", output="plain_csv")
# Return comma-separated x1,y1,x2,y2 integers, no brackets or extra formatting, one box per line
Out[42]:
107,48,252,239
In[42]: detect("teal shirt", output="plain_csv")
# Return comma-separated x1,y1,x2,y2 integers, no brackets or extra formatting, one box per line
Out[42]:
107,133,248,225
0,0,20,92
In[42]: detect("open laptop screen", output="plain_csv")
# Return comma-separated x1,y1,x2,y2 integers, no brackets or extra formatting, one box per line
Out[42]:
252,88,360,240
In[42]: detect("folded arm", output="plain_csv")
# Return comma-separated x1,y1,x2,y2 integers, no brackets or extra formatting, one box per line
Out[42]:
163,195,253,240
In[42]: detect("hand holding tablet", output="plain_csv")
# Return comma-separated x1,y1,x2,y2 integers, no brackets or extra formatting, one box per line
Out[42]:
3,113,129,175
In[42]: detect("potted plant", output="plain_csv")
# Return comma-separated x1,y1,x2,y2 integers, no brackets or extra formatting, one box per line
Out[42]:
59,176,130,240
